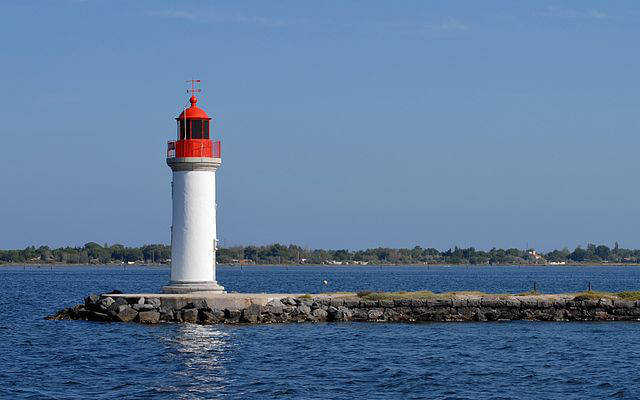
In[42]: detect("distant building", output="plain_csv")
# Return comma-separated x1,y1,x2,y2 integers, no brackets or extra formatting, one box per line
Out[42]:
527,250,543,260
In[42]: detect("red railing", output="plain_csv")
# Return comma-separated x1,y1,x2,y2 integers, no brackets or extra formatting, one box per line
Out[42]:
167,140,221,158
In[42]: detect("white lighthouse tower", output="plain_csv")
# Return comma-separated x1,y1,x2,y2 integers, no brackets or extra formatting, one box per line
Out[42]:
163,81,225,293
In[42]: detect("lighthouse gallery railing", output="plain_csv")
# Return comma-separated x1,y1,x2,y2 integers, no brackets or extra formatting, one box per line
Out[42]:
167,140,221,158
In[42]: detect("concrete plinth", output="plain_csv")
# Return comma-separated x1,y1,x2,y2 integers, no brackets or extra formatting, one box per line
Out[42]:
108,292,304,311
162,281,226,294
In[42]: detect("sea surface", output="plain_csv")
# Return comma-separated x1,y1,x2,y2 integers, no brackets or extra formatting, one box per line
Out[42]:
2,265,640,399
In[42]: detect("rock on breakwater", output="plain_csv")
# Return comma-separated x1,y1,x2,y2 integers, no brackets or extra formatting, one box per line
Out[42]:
47,292,640,324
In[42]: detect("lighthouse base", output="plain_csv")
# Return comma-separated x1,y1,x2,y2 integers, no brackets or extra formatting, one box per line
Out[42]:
162,281,226,294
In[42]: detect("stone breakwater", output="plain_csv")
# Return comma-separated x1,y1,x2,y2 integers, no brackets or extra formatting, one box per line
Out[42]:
47,293,640,324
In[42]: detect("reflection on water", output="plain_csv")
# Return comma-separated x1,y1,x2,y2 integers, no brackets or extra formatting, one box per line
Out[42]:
158,325,231,399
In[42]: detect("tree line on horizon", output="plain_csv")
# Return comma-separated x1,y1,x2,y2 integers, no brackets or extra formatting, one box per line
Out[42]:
1,241,639,265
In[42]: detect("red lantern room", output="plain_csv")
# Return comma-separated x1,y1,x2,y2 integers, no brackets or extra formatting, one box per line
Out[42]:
167,81,221,159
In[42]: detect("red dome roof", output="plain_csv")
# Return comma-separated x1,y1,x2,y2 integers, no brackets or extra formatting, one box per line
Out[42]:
177,95,210,120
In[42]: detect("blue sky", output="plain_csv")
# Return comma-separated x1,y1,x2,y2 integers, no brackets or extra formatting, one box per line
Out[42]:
1,1,639,250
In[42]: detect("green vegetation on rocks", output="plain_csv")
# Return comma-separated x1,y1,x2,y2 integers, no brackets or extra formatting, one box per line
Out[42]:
350,290,640,302
617,291,640,301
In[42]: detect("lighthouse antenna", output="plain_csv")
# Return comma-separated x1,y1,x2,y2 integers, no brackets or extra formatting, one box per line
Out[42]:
186,79,202,96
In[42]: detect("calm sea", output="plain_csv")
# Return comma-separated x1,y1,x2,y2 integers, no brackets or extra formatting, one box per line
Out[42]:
2,265,640,399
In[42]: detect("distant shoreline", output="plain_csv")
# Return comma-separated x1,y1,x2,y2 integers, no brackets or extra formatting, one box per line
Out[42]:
3,262,640,268
3,242,636,267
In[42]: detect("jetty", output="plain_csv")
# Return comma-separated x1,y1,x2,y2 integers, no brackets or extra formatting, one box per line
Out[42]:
48,290,640,324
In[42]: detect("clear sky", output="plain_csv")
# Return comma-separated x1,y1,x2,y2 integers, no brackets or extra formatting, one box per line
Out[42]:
1,1,639,251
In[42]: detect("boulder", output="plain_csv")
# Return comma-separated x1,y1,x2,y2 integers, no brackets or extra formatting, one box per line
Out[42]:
599,299,614,308
201,309,225,324
329,299,344,308
394,299,413,307
241,304,263,323
106,302,120,317
451,299,466,308
467,299,481,307
537,299,554,308
484,310,498,321
138,311,160,324
501,299,520,308
114,305,138,322
297,305,312,316
518,298,537,308
327,306,338,316
344,299,359,308
87,311,111,322
132,304,156,311
379,300,394,308
480,298,500,308
182,308,199,323
98,296,115,311
84,294,100,309
359,300,378,309
75,306,91,320
332,306,353,322
113,297,128,307
614,300,635,309
185,299,207,309
69,305,88,319
316,298,331,307
46,308,72,320
281,297,297,306
299,298,313,307
352,309,369,321
265,299,284,315
474,309,487,322
145,298,161,308
367,309,384,320
409,299,427,308
224,309,241,322
581,299,600,309
312,308,328,321
383,307,400,322
552,299,566,308
158,306,175,321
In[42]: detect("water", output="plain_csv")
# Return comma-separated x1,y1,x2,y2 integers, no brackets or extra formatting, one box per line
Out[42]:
2,265,640,399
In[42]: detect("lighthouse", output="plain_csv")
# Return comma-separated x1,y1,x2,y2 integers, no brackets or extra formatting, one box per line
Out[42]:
163,81,225,293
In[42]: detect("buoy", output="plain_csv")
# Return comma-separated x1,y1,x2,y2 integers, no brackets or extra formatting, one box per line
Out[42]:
322,280,328,285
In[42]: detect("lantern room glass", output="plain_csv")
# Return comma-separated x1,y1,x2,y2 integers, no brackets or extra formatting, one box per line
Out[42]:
178,119,210,140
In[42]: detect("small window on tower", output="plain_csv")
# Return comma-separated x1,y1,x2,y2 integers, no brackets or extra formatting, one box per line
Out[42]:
179,120,188,140
203,120,210,139
192,120,203,139
185,120,191,139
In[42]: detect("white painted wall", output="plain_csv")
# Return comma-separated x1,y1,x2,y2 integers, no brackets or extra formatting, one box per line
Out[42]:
170,170,216,283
